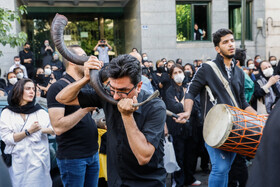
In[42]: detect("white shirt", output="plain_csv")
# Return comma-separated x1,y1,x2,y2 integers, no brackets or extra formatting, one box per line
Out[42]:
0,109,52,187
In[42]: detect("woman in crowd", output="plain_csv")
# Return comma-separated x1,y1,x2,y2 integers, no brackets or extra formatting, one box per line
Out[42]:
49,52,64,80
254,55,262,69
269,55,280,75
164,64,201,187
246,59,257,81
41,39,54,67
253,61,280,114
151,59,170,99
35,65,56,98
0,78,54,187
13,67,25,80
5,72,17,94
183,63,196,83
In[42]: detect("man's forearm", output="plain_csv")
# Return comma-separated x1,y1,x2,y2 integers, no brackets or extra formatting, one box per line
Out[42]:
121,114,155,165
56,77,89,104
184,99,194,113
50,108,89,135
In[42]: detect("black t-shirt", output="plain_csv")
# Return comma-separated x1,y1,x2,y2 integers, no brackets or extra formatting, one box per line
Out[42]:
47,73,98,159
78,89,166,187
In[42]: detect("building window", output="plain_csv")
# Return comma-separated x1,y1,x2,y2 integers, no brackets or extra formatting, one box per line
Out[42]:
176,1,211,42
229,1,252,40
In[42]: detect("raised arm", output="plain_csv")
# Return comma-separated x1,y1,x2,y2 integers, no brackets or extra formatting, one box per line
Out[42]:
56,56,102,105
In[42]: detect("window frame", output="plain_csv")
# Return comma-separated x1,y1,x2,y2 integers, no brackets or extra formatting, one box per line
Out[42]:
176,1,212,43
228,1,253,41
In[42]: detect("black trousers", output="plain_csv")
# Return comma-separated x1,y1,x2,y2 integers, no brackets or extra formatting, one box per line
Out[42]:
172,136,197,187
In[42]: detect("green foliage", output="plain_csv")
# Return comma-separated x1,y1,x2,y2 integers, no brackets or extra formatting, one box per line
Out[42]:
0,5,27,56
176,4,191,41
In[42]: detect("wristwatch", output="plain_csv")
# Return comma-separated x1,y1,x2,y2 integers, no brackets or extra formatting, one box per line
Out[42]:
25,129,31,136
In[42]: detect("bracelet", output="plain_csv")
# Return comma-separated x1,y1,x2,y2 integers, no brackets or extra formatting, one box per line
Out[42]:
25,129,31,136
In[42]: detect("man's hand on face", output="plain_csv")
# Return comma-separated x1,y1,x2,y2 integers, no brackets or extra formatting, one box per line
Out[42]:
84,55,103,81
117,96,138,117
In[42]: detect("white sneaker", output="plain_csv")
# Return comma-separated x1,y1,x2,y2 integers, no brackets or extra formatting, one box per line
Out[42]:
191,180,202,186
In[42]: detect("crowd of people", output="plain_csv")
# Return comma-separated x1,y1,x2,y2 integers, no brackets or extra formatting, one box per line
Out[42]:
0,28,280,187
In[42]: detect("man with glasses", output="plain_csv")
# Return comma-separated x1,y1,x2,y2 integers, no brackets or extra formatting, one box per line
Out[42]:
56,54,167,187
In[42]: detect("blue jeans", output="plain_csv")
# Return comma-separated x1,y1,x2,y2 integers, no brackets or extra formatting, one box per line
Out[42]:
56,152,100,187
205,143,236,187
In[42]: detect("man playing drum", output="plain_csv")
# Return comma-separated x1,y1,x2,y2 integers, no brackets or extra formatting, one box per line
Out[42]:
176,28,256,187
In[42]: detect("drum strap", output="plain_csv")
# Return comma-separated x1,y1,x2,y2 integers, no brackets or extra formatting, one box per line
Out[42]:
205,61,238,107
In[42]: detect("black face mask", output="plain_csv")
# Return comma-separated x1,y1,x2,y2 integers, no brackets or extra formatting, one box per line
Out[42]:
184,71,191,78
157,66,165,73
36,74,44,81
24,47,30,51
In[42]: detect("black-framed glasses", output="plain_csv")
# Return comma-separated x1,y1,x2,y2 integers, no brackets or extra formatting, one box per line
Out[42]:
104,82,136,98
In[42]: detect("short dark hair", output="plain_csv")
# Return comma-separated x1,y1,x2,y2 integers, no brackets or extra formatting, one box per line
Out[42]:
212,29,233,47
14,56,20,59
24,42,30,46
269,56,276,61
107,54,142,86
234,48,247,66
246,59,253,67
11,78,34,106
254,55,260,60
62,45,82,68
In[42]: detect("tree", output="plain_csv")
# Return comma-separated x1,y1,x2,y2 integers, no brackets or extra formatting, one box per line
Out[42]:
0,5,27,56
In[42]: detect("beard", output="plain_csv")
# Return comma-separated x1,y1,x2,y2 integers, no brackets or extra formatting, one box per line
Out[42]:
220,48,235,59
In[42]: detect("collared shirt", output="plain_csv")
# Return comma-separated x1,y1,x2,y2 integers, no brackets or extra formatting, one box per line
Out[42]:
78,90,166,187
9,64,28,78
224,61,234,79
97,46,110,64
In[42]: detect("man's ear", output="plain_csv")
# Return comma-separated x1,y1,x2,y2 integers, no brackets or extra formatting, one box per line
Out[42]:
136,81,143,93
215,46,220,54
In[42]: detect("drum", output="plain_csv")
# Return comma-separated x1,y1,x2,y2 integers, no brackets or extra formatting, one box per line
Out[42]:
203,104,266,158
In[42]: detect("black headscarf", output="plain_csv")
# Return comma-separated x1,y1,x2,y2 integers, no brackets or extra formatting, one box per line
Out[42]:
5,85,42,114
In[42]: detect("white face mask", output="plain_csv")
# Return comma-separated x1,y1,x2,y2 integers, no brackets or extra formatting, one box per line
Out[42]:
16,72,24,79
8,78,17,85
248,64,255,70
270,60,277,66
173,73,185,84
263,67,274,78
143,57,148,61
14,61,20,65
44,68,52,75
256,59,262,63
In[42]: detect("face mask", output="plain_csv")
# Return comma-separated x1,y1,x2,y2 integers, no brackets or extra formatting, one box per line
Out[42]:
8,78,17,85
173,73,185,84
157,66,165,73
17,72,24,79
14,61,20,65
248,64,255,70
24,47,30,51
184,70,191,77
256,59,262,63
270,60,277,66
143,57,148,61
263,67,274,78
44,68,52,76
37,74,44,81
45,42,49,46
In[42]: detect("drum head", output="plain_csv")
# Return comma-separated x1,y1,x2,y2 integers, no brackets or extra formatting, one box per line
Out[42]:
203,104,233,148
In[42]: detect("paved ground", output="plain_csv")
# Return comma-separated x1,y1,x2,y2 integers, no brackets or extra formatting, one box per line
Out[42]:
166,158,209,187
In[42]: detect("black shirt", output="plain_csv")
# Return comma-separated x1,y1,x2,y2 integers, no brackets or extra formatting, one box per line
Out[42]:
47,73,98,159
78,89,166,187
19,50,35,75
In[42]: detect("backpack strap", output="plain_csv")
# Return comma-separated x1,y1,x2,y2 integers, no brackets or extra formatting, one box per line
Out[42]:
205,61,238,107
